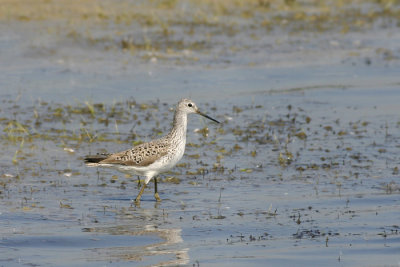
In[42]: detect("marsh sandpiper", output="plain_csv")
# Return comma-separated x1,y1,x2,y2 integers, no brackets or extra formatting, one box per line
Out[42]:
84,98,219,204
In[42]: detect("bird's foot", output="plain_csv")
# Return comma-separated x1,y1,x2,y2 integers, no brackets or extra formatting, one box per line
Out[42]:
133,197,141,206
154,192,161,202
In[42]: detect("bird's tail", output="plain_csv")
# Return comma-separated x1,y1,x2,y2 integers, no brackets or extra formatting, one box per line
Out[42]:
84,154,110,166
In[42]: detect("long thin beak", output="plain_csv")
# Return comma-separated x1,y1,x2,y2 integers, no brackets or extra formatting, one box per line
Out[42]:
197,110,220,123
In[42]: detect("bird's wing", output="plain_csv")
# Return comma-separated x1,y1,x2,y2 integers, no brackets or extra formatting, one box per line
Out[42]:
99,139,171,167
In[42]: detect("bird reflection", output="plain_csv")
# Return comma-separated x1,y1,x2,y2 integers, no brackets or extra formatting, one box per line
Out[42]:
83,208,189,266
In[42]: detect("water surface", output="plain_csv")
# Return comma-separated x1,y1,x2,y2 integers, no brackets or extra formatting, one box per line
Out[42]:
1,1,400,266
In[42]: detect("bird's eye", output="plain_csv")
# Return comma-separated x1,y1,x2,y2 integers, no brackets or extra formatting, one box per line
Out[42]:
188,103,193,107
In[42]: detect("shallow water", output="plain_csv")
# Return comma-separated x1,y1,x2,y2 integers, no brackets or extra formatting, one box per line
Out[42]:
1,2,400,266
1,81,400,266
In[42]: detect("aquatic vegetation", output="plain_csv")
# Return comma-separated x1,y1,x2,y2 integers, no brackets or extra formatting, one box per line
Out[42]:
0,92,399,265
1,0,399,65
0,0,399,265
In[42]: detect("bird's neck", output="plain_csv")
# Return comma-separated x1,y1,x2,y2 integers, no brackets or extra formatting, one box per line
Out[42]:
168,109,187,143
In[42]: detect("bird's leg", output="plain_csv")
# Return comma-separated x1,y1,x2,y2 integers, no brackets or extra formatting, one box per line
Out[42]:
137,176,141,188
154,177,161,202
134,183,146,204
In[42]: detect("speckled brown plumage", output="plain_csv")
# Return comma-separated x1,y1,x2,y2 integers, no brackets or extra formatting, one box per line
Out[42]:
84,98,219,204
99,140,170,167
